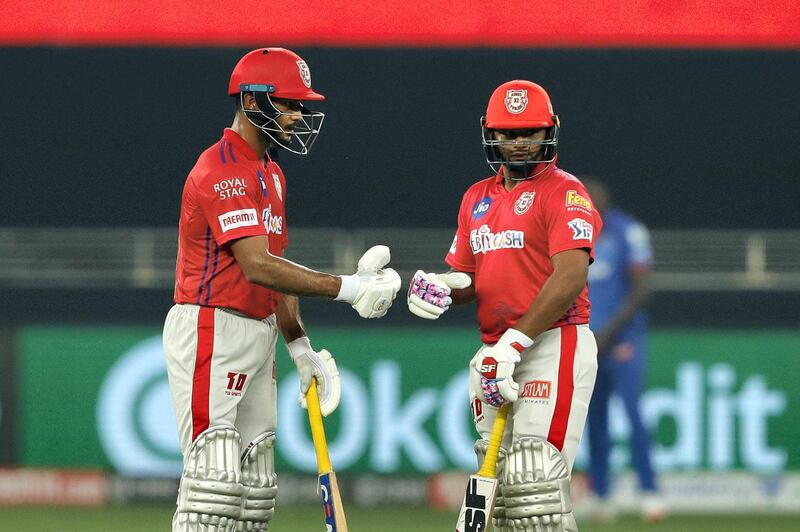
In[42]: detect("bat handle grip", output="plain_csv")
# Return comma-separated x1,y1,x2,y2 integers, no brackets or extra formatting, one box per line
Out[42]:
307,377,332,474
478,404,509,478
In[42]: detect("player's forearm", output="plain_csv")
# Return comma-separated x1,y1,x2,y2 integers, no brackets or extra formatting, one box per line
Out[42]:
276,295,307,343
244,253,341,298
512,272,585,340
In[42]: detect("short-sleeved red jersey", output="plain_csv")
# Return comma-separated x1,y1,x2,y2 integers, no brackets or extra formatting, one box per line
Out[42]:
445,163,602,344
173,129,289,319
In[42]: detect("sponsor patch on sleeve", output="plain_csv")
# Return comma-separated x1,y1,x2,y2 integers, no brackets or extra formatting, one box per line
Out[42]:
568,218,594,241
218,208,259,232
565,190,593,212
449,234,458,255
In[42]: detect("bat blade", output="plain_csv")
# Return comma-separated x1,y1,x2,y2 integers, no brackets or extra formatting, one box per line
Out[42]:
455,404,509,532
455,475,499,532
318,471,349,532
308,378,348,532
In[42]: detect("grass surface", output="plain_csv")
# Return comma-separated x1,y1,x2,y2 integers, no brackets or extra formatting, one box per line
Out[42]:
0,505,798,531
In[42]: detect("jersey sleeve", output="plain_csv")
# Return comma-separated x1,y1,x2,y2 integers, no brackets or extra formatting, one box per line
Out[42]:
444,193,476,272
194,170,267,247
543,181,601,259
624,219,653,270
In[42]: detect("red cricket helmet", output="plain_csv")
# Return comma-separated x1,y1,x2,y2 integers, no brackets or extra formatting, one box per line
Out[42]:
229,48,325,155
481,80,560,179
228,47,324,100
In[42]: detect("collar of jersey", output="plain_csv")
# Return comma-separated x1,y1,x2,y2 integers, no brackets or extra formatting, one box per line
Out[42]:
223,128,261,161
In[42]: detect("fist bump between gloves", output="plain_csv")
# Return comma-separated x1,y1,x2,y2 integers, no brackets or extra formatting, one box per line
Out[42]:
336,245,402,318
469,328,534,407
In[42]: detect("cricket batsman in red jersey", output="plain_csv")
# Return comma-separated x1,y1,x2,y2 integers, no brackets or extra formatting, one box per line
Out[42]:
408,81,602,531
163,48,401,532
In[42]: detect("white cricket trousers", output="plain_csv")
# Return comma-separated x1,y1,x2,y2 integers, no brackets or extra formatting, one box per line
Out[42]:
163,304,279,452
472,324,598,470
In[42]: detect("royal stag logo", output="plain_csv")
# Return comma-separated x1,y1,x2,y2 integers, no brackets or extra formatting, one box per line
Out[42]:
504,89,528,114
296,60,312,88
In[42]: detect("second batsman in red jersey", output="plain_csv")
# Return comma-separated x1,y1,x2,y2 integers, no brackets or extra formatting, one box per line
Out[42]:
446,167,599,344
409,80,601,532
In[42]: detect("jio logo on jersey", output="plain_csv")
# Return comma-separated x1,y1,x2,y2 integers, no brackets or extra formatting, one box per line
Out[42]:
471,197,493,220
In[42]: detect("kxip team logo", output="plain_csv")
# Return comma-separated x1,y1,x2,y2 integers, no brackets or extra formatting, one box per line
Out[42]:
504,89,528,114
296,60,312,88
514,192,535,215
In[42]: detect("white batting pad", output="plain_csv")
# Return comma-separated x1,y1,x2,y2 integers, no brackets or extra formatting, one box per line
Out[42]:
500,438,577,532
238,431,278,531
174,426,244,532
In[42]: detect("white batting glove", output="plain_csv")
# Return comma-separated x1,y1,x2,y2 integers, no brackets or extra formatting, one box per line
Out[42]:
407,270,472,320
335,245,402,318
287,336,341,417
469,328,534,407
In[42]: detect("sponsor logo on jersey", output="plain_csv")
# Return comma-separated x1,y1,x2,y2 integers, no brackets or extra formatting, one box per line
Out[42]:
213,177,248,200
219,208,259,232
449,234,458,255
225,372,248,397
514,192,536,215
470,224,525,254
471,197,493,220
565,190,592,212
568,218,594,241
296,60,312,88
521,380,552,399
504,89,528,114
262,205,284,235
272,173,283,200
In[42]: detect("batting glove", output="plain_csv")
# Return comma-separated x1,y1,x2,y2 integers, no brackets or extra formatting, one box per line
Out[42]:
407,270,472,319
336,245,402,318
469,328,534,406
287,336,341,417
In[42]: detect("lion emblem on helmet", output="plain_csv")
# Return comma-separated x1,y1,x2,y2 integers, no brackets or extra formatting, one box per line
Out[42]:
504,89,528,114
296,60,312,88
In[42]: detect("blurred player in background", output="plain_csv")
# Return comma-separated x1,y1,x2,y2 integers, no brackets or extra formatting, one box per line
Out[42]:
580,178,666,522
408,80,602,531
163,47,401,532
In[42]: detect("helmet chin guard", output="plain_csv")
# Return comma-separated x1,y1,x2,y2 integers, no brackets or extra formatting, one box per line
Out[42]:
241,87,324,156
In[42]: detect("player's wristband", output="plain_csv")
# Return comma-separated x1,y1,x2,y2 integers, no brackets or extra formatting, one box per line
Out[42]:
286,336,312,362
335,274,360,303
498,328,534,353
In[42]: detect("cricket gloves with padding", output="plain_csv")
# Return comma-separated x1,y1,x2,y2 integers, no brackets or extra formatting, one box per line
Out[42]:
287,336,341,417
407,270,472,319
469,328,534,407
336,245,402,318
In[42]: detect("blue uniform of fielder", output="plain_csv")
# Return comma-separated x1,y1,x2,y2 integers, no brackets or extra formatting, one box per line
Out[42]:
586,208,658,498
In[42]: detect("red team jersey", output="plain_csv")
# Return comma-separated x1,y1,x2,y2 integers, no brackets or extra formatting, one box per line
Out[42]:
174,129,289,319
446,163,602,344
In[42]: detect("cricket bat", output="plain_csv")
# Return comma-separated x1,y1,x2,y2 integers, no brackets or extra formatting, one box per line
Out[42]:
307,377,349,532
455,403,510,532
